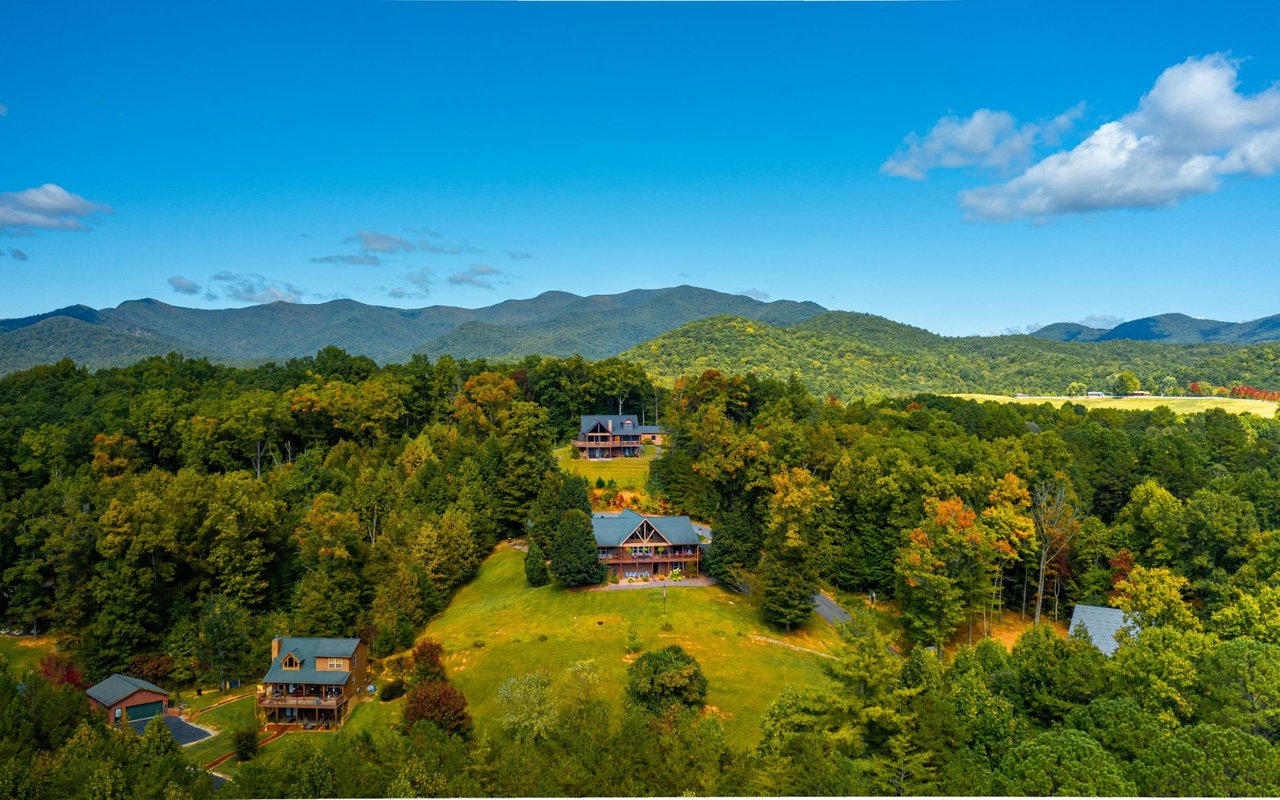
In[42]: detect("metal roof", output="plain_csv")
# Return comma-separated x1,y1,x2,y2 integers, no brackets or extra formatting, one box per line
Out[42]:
86,673,169,707
1068,604,1136,656
591,509,700,546
261,637,360,685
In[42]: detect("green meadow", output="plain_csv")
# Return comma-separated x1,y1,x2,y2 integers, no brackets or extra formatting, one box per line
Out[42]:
953,393,1279,416
419,543,841,748
555,444,658,491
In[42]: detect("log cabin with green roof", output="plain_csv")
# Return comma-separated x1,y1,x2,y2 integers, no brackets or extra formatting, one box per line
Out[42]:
593,509,701,580
256,636,369,728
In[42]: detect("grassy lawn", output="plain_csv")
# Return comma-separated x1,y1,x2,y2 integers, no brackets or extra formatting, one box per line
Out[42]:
183,695,259,772
953,393,1279,416
555,444,657,491
344,695,403,735
419,543,841,749
0,635,55,678
176,685,253,713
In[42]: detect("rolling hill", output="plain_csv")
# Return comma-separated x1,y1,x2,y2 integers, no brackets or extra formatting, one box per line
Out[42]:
0,287,827,375
621,312,1280,399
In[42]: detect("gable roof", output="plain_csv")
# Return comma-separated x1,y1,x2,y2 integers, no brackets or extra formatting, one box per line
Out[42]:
591,509,700,547
87,673,169,707
579,414,641,434
262,637,361,685
1069,604,1135,656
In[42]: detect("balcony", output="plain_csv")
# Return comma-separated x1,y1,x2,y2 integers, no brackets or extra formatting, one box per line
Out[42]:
256,689,346,709
599,550,698,562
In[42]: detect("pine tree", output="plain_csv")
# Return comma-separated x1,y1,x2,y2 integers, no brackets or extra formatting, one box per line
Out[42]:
525,541,550,587
760,529,817,630
550,509,604,587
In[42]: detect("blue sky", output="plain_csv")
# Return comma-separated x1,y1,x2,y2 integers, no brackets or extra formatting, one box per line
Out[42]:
3,0,1279,336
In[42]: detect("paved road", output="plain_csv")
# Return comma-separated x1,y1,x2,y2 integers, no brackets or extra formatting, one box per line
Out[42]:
692,523,712,541
813,593,852,625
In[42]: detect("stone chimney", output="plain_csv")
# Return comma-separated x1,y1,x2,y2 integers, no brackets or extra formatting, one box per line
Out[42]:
271,637,281,659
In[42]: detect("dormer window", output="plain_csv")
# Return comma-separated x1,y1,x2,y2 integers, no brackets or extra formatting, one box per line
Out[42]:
282,653,300,670
622,420,633,429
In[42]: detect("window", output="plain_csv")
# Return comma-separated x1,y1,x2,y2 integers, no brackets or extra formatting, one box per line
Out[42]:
328,658,343,670
622,420,633,429
282,653,299,670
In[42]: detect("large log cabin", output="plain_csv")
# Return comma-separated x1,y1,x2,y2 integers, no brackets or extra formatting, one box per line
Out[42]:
257,637,369,728
593,509,701,580
573,415,663,459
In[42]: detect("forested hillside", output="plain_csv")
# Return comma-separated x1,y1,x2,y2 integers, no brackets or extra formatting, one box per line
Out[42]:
624,312,1280,397
2,352,1279,797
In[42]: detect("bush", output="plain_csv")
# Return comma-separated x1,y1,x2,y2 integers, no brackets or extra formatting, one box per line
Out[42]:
231,728,259,762
625,645,708,714
409,639,447,685
525,541,550,588
404,680,473,738
380,679,406,702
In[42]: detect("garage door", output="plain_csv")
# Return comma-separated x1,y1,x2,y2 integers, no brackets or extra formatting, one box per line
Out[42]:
125,700,164,721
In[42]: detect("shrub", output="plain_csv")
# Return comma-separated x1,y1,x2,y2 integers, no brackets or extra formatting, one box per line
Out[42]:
380,679,406,702
404,680,473,738
231,728,259,762
409,639,447,685
525,541,550,587
625,645,708,714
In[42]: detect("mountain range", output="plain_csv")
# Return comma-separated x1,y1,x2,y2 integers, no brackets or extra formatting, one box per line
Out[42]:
0,287,825,375
1031,313,1280,344
4,289,1280,398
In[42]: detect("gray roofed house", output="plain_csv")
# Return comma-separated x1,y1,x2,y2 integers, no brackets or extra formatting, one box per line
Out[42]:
87,673,169,708
1068,604,1137,656
574,414,665,460
592,509,701,580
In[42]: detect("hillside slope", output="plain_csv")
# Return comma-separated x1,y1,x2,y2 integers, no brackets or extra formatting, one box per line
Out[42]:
622,313,1280,398
1033,311,1280,344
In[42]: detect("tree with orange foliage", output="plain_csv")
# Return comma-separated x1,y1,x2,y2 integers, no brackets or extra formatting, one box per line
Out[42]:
895,496,1006,649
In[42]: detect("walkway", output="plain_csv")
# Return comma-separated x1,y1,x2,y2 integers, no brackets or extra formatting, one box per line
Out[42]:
813,593,852,625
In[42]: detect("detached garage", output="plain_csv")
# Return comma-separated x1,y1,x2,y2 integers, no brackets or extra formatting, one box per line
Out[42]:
86,673,170,726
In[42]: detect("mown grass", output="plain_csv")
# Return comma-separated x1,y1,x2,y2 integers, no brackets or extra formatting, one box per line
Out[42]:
0,635,55,678
182,695,260,773
419,543,840,748
953,393,1279,416
555,444,657,490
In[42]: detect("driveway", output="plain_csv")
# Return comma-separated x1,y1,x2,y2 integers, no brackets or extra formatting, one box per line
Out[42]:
813,593,852,625
129,714,213,746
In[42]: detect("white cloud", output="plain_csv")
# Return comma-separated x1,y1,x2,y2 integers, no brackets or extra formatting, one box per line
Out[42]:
312,254,382,266
347,230,415,254
448,263,502,289
881,105,1083,180
0,183,111,233
168,275,201,295
958,54,1280,220
211,271,304,304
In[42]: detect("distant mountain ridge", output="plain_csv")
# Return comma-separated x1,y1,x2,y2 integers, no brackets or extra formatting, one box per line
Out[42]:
0,287,827,375
1032,312,1280,344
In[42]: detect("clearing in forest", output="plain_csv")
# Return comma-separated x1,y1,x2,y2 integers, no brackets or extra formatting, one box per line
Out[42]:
953,393,1279,416
415,543,841,748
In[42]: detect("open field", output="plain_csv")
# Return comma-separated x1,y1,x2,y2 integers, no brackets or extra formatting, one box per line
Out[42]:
182,695,260,774
555,444,656,491
953,393,1279,416
0,635,55,677
419,543,841,748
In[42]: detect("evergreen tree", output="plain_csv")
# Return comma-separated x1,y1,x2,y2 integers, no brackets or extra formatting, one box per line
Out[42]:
550,509,603,587
525,541,550,587
759,530,816,630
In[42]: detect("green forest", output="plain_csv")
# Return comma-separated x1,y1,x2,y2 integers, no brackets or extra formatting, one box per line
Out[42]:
624,312,1280,398
2,349,1280,797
